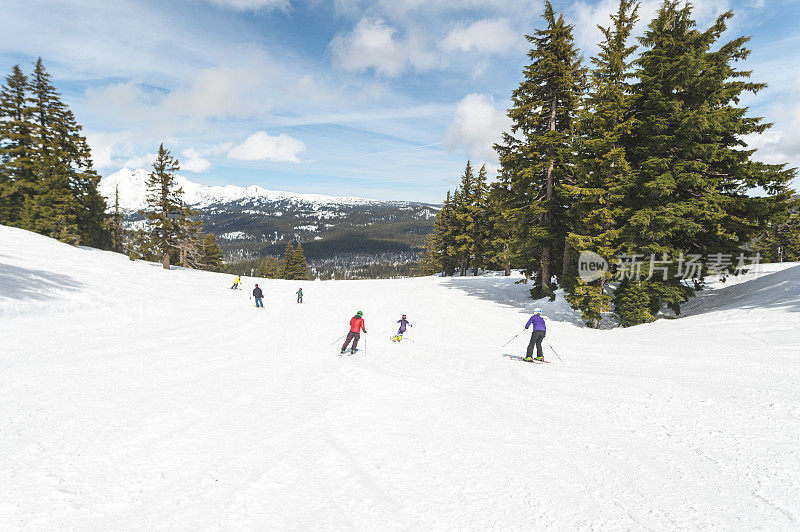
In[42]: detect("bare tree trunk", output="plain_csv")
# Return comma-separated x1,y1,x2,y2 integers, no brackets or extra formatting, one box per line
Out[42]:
162,252,170,270
562,238,571,278
541,247,550,292
541,90,558,293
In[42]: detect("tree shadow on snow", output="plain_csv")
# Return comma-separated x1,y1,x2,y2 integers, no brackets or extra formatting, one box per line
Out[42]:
0,262,83,301
441,276,585,325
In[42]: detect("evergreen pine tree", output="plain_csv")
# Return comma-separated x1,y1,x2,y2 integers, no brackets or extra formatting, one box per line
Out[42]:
200,233,224,272
614,279,655,326
619,2,795,322
256,256,282,278
174,201,204,268
141,144,184,269
291,242,311,280
7,59,108,246
0,65,34,224
420,232,443,275
281,242,296,279
433,190,457,275
752,198,800,262
495,1,586,296
468,164,489,276
485,182,518,276
109,184,124,253
565,0,639,328
451,161,475,276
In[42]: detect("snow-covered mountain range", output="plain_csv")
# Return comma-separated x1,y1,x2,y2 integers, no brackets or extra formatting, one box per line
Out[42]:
98,168,413,211
98,168,438,265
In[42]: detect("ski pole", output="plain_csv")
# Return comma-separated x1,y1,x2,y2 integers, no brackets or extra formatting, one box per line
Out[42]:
329,334,346,346
363,334,367,355
546,340,564,362
502,331,522,348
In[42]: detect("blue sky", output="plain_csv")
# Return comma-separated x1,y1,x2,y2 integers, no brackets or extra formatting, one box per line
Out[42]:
2,0,798,202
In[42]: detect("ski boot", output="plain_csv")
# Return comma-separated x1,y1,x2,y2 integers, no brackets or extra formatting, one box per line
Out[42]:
341,348,346,354
523,356,533,362
534,356,545,362
351,348,357,355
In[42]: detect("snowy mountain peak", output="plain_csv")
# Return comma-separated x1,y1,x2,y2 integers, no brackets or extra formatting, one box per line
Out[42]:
98,168,396,211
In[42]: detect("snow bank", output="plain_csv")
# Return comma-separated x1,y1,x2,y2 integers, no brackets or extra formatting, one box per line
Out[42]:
2,225,799,529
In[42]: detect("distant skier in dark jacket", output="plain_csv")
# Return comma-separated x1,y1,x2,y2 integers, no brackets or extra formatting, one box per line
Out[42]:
253,284,264,308
296,288,303,304
392,314,412,342
524,308,546,361
341,311,366,354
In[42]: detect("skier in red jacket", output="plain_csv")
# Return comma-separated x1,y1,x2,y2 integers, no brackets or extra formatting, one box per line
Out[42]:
341,311,366,354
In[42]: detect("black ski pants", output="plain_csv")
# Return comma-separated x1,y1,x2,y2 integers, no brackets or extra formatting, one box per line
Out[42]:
526,330,546,358
342,331,360,351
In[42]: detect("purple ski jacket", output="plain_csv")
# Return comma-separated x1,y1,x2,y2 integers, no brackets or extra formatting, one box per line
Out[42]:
525,314,546,332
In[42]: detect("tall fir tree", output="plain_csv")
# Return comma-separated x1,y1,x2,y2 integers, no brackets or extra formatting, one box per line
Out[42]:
0,65,35,224
256,256,283,278
451,161,475,276
174,200,204,268
468,164,489,276
617,1,795,323
2,59,108,246
565,0,639,328
200,233,224,272
435,190,458,275
109,184,124,253
141,144,184,269
752,198,800,262
290,242,310,280
495,1,586,296
281,242,296,279
485,181,518,276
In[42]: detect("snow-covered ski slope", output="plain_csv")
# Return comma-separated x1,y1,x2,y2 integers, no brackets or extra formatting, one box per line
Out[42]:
2,225,799,530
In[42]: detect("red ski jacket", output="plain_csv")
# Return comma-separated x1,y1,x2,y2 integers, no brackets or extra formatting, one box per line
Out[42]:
349,316,366,333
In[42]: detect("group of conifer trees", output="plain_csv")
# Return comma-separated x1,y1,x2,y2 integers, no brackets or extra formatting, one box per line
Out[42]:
0,59,108,247
125,144,224,271
251,242,310,280
426,0,797,327
0,59,225,273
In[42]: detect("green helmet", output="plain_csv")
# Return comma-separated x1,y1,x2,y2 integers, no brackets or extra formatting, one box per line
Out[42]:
356,311,363,316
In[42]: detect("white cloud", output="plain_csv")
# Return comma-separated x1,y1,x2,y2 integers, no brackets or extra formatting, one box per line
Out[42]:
181,148,213,173
84,54,279,136
441,18,523,54
206,0,290,11
445,93,510,166
330,18,438,77
86,132,117,170
227,131,306,163
123,153,158,169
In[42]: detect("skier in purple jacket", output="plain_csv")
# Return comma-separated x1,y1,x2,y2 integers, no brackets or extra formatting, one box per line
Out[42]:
524,308,546,361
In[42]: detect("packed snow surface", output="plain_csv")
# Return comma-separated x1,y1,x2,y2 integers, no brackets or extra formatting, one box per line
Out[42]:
2,225,800,529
